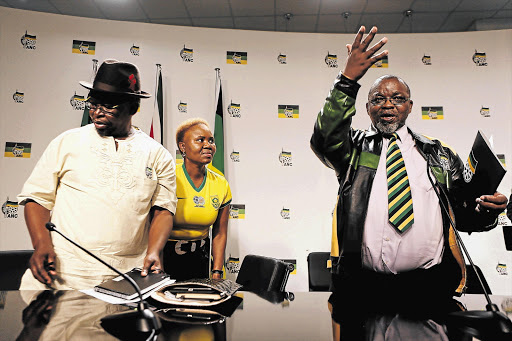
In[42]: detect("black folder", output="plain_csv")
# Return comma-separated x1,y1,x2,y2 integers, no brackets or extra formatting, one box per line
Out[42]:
462,130,507,210
94,268,170,300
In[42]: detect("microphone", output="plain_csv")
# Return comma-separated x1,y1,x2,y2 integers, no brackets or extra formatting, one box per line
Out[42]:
422,145,512,339
45,222,161,339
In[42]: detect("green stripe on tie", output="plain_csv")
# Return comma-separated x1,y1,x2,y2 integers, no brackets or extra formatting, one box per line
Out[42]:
387,133,414,233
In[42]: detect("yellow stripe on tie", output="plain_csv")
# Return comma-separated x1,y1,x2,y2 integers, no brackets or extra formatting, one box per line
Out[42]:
388,186,412,208
388,176,409,195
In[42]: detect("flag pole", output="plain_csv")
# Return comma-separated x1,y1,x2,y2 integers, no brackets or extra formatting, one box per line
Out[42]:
81,59,98,126
151,64,164,145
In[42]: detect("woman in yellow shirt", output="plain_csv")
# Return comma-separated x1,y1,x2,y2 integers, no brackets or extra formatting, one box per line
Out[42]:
163,118,232,280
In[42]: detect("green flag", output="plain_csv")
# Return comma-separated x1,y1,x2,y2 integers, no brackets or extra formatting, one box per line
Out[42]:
81,106,91,126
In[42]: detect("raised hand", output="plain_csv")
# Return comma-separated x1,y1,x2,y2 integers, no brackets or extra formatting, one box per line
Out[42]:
343,26,388,81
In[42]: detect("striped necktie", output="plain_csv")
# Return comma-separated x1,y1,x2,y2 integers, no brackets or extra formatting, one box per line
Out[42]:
386,133,414,233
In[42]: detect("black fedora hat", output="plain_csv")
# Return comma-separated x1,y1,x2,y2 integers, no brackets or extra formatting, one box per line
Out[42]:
79,59,151,98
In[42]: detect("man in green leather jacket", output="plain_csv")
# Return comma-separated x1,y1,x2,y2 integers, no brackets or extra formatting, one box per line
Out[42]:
311,26,507,302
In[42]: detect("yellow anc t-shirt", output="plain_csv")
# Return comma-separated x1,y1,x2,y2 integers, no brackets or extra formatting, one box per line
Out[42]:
169,163,232,241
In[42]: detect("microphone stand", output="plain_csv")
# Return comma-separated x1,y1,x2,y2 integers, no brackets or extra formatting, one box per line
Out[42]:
45,222,161,340
423,149,512,339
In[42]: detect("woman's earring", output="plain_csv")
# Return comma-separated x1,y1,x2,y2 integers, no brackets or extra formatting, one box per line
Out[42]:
181,151,186,158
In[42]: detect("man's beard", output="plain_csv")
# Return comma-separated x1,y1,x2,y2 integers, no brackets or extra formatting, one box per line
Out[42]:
376,121,400,134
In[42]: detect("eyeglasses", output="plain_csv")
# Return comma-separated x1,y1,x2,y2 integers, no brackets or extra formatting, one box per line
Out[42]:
85,99,120,115
369,96,410,106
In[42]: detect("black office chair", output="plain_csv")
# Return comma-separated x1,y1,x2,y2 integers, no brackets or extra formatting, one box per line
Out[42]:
307,252,331,291
0,250,33,290
236,254,294,292
465,264,492,294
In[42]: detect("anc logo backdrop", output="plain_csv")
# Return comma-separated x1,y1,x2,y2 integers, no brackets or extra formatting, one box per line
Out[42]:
324,52,338,68
178,101,187,113
480,106,490,117
422,54,431,65
371,56,389,68
227,51,247,65
226,256,241,274
472,50,487,66
13,90,24,103
422,106,444,120
278,105,299,118
277,53,287,64
497,263,508,275
72,40,96,55
180,45,193,62
5,142,31,158
228,101,241,118
281,207,290,219
230,150,240,162
2,198,19,218
70,92,86,110
279,149,292,166
130,44,140,56
21,31,36,50
229,204,245,219
497,154,506,168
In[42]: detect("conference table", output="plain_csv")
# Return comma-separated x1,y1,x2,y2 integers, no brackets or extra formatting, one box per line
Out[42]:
0,290,511,340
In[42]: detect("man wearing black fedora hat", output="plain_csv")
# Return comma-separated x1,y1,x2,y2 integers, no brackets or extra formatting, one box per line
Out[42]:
18,60,177,290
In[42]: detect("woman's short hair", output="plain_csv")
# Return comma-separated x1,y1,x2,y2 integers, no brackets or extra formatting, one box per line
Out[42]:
175,117,210,149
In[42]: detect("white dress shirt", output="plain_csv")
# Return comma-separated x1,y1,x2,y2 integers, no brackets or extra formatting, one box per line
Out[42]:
362,125,444,274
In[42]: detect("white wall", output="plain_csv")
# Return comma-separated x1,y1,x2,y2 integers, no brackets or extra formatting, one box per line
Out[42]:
1,7,510,293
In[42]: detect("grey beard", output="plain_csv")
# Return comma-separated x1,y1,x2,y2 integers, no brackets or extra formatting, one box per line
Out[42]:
376,121,400,134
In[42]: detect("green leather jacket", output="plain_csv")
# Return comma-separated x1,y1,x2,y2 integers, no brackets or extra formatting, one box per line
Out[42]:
310,74,498,295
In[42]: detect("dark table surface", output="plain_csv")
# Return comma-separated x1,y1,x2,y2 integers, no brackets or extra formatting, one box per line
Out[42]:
1,290,511,340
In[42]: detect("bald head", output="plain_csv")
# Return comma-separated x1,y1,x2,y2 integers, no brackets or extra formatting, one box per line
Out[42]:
368,75,411,100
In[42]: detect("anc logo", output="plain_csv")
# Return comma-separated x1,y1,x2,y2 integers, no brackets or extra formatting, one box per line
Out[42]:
72,40,96,55
281,207,290,219
176,150,183,165
180,45,193,62
229,204,245,219
13,90,24,103
422,54,432,65
178,101,187,113
496,263,508,276
2,198,19,219
279,149,292,166
498,212,509,226
227,51,247,65
324,52,338,68
211,195,220,209
422,106,444,120
70,92,87,110
130,44,140,56
497,154,506,168
226,256,241,274
228,101,241,118
472,50,487,66
277,53,287,64
21,31,36,50
480,106,490,117
230,151,240,162
5,142,31,158
280,259,297,275
278,105,299,118
463,150,478,183
371,55,389,68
